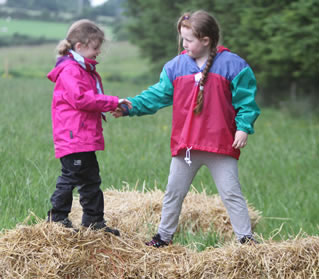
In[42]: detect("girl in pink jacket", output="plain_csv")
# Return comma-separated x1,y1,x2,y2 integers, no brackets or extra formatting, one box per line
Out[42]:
47,19,131,235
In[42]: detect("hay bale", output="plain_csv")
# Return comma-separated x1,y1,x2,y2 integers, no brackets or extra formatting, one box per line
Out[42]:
69,188,261,240
0,222,318,278
1,189,317,278
186,236,319,278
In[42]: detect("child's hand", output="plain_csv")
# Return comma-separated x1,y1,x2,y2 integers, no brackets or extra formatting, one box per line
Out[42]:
118,98,132,110
232,130,248,149
111,99,132,118
111,107,124,118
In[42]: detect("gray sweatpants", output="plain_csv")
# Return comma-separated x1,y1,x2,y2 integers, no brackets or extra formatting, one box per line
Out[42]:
158,150,252,242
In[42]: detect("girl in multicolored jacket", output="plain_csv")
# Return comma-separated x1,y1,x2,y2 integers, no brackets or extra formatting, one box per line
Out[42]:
114,10,260,246
47,19,131,235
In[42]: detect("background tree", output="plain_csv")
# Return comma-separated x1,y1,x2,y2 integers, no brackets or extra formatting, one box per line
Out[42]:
91,0,125,17
123,0,318,105
125,0,186,72
3,0,317,105
214,0,319,103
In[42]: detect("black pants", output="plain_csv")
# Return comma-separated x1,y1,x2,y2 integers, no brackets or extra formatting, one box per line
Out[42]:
48,152,104,226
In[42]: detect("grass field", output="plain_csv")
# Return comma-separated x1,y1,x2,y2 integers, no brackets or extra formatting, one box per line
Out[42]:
0,18,113,40
0,41,318,248
0,19,69,39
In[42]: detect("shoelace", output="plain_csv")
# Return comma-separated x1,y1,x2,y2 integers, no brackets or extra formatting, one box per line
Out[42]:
146,235,169,247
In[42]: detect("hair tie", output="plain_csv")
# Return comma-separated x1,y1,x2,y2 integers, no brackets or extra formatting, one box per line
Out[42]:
200,85,204,91
183,15,190,20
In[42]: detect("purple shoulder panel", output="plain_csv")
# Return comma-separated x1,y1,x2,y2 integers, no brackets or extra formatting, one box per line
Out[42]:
164,54,198,83
164,51,249,83
211,51,248,81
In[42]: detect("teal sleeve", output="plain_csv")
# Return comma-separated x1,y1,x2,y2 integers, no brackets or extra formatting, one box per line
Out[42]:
231,66,260,134
128,68,174,116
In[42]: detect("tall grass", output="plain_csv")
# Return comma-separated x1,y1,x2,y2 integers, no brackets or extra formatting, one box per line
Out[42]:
0,42,318,248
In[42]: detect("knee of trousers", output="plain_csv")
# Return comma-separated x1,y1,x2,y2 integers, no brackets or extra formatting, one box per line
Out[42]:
163,188,188,206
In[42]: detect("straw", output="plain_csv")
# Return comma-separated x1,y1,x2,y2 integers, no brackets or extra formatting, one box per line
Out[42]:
69,188,261,241
0,189,317,279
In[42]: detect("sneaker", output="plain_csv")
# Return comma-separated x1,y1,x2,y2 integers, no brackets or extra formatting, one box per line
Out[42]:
59,218,73,228
145,234,171,248
84,221,120,236
48,217,78,232
103,226,120,236
239,235,259,244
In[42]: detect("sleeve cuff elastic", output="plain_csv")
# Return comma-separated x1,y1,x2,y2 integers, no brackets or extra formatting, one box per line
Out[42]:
120,104,129,116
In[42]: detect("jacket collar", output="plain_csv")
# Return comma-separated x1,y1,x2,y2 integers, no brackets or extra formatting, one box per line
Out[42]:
68,50,98,72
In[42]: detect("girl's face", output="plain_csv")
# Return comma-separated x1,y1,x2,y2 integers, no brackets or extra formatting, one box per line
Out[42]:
181,27,210,60
75,41,101,60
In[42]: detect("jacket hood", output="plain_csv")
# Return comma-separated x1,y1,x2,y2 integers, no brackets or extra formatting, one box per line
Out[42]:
47,57,74,83
217,45,230,53
47,53,98,83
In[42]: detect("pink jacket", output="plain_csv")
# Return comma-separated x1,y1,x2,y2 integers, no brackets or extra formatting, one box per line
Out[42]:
47,57,118,158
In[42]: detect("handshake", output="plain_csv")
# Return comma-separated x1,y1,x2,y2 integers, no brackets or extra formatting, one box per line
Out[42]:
111,98,132,118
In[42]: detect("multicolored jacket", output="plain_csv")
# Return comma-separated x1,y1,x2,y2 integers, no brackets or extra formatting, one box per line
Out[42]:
127,46,260,160
47,54,119,158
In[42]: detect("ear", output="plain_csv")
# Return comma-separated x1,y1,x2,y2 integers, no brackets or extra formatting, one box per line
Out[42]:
201,36,210,47
74,42,82,52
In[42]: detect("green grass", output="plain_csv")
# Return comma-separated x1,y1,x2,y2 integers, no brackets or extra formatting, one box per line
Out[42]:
0,18,113,41
0,41,147,79
0,42,318,250
0,19,70,39
239,109,319,239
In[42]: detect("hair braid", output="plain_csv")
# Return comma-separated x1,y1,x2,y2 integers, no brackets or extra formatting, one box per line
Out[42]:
177,10,220,114
194,47,217,114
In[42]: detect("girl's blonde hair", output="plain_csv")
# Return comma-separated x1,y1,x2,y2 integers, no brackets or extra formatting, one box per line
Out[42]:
56,19,105,56
177,10,220,114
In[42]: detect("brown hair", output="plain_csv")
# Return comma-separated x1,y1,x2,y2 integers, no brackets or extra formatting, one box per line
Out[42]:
56,19,105,57
177,10,220,114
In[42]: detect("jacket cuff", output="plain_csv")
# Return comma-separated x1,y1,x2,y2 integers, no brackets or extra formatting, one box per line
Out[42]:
120,104,129,116
109,95,119,111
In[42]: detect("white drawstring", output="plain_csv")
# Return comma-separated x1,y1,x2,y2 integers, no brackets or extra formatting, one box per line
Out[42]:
194,72,202,84
184,146,192,166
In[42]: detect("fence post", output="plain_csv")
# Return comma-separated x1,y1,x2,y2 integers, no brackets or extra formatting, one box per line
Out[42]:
4,57,9,78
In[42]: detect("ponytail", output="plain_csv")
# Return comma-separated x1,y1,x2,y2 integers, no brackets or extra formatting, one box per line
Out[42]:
56,39,72,57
